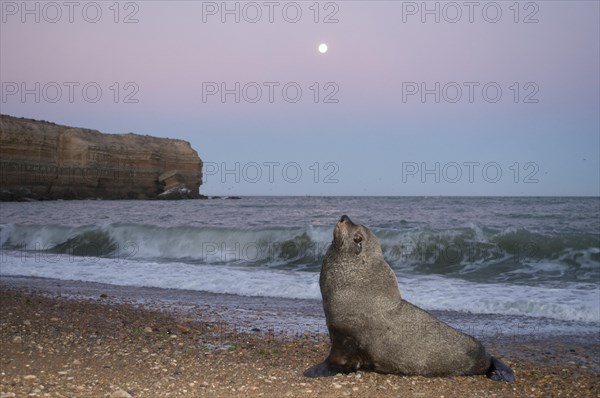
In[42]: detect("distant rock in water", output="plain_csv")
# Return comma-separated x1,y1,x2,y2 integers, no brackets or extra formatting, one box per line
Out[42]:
0,114,202,200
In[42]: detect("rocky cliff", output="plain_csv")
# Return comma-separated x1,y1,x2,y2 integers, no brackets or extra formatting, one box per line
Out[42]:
0,115,202,200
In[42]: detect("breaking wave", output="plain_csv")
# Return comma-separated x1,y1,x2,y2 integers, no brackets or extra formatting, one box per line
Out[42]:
1,223,598,284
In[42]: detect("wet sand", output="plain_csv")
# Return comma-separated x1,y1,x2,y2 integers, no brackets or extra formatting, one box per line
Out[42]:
0,277,598,397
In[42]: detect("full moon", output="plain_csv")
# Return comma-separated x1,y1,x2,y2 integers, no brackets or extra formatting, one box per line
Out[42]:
318,43,328,54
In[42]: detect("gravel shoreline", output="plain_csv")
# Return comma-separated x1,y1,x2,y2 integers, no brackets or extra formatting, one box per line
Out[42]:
1,280,598,397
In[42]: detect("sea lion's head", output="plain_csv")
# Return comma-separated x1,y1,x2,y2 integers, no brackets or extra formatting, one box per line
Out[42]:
332,215,383,258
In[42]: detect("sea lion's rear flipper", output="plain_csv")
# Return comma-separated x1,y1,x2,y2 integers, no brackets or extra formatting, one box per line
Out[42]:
303,360,351,378
486,356,515,382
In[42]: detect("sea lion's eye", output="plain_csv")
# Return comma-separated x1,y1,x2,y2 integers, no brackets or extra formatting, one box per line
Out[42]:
353,234,363,254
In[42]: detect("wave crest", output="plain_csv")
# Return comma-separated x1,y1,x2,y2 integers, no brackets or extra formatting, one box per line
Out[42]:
1,222,598,283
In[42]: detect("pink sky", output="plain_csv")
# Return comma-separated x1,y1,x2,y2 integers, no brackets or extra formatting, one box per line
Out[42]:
2,1,598,196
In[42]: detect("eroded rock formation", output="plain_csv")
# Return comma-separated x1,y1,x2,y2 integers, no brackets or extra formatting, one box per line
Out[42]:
0,115,202,200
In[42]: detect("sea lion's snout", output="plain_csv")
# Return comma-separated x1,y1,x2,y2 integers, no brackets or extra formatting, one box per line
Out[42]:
334,215,355,244
340,215,353,224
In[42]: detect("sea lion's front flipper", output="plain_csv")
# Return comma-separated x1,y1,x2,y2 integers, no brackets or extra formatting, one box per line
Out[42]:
303,360,351,378
486,356,515,382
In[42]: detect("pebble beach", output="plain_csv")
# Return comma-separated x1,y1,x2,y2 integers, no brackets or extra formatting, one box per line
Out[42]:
1,278,598,398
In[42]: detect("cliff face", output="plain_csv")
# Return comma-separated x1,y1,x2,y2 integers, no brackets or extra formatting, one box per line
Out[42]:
0,115,202,200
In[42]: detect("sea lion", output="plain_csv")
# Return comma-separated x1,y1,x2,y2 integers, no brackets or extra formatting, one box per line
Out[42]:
304,215,515,382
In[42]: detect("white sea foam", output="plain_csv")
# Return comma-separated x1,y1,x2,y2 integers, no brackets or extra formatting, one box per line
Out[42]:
399,274,599,324
0,251,321,300
1,252,597,323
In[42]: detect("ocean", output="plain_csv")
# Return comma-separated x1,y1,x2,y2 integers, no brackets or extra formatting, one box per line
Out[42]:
1,196,599,338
